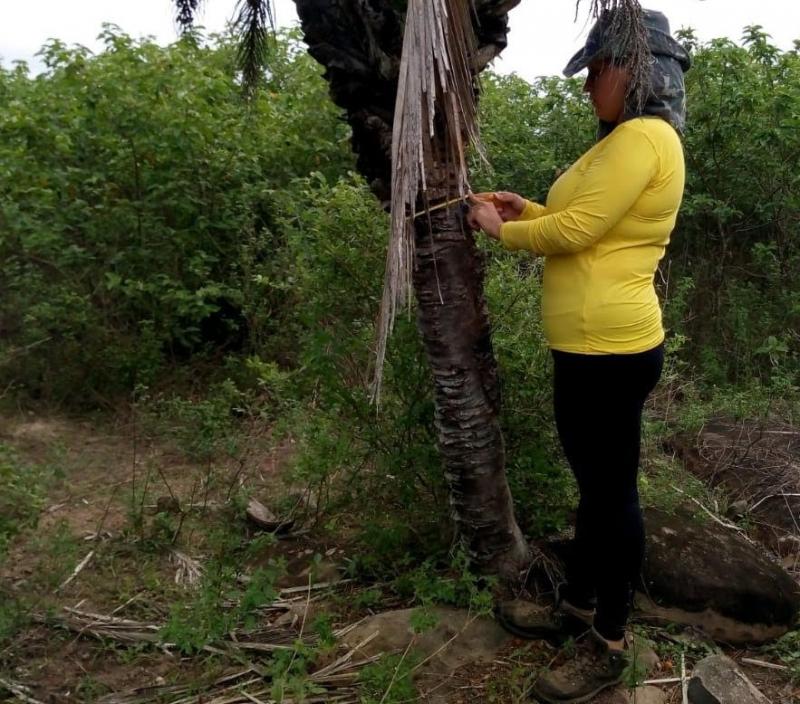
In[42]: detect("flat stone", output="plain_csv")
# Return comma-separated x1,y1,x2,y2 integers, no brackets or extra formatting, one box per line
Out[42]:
628,633,660,674
626,685,667,704
639,508,800,644
593,686,667,704
245,498,294,533
277,558,341,589
688,654,769,704
342,607,512,702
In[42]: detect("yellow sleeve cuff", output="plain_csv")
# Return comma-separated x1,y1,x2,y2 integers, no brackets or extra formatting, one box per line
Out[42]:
518,200,547,221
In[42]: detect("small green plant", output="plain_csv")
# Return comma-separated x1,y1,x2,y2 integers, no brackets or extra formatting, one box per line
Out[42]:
391,548,497,615
351,588,384,611
268,640,327,702
764,628,800,681
160,529,285,654
358,651,421,704
0,443,49,553
0,593,28,649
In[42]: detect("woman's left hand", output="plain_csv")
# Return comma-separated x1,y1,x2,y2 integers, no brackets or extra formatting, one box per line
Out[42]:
467,193,503,240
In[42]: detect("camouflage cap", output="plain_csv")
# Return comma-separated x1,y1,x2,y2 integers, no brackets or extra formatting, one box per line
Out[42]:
563,9,691,78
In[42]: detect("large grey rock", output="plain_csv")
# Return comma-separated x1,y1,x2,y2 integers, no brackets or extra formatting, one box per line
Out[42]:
342,607,512,702
688,654,769,704
638,508,800,644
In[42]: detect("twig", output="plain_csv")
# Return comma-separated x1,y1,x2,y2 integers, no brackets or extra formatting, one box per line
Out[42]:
378,637,416,704
740,657,789,671
681,653,689,704
279,580,352,595
670,484,751,537
0,679,46,704
643,677,682,684
750,493,800,512
56,549,95,593
412,196,467,219
110,592,143,616
313,631,381,679
240,691,269,704
409,613,479,674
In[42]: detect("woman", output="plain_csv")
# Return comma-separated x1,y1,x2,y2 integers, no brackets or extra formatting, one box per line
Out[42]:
468,9,690,703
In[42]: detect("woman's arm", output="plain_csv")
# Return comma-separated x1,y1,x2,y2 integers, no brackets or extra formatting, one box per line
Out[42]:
517,199,547,221
499,124,659,255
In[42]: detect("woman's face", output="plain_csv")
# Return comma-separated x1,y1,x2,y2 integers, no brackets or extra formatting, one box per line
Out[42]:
584,59,630,123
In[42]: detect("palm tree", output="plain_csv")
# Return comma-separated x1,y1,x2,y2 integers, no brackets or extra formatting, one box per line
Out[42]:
175,0,647,578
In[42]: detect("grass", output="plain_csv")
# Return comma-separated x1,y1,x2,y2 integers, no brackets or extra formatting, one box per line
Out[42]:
1,375,798,704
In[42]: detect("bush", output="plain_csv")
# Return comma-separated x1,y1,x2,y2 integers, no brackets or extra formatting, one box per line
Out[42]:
0,28,352,402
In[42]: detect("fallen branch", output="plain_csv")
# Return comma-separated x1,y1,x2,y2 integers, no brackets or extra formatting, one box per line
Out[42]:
670,485,753,540
740,657,789,671
750,493,800,512
681,652,689,704
56,550,95,593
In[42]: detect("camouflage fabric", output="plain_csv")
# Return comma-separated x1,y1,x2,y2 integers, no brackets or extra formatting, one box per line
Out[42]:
563,9,691,138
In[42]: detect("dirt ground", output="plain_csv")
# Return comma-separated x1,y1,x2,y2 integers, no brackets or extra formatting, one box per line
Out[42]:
1,412,799,703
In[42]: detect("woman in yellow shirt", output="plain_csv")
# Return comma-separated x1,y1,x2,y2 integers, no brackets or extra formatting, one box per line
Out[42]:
469,8,690,703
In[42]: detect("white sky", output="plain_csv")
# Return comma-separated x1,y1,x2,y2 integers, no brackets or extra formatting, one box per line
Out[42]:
1,1,799,80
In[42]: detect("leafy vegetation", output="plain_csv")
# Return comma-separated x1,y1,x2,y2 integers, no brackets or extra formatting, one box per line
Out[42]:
0,25,799,700
2,24,798,569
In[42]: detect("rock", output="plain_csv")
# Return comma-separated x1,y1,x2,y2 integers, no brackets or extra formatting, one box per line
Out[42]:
626,686,667,704
342,607,512,702
688,654,769,704
638,507,800,644
592,686,666,704
277,559,342,589
628,634,660,674
272,600,322,628
592,689,628,704
666,417,800,555
246,498,294,533
726,500,750,520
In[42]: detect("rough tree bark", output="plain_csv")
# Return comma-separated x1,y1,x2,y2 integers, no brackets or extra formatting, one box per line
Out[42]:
294,0,529,577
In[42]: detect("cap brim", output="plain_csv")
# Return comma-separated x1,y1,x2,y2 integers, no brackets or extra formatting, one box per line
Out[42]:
563,47,591,77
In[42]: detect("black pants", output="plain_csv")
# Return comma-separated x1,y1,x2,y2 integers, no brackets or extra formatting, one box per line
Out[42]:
552,344,664,641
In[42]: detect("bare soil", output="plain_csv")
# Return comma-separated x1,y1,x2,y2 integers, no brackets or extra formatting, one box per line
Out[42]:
1,412,799,703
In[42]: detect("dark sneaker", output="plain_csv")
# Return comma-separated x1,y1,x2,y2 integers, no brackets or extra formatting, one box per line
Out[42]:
532,629,627,703
496,598,593,642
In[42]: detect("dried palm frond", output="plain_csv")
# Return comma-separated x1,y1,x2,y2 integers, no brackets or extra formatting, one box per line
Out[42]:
169,548,204,587
95,634,382,704
372,0,484,404
576,0,651,108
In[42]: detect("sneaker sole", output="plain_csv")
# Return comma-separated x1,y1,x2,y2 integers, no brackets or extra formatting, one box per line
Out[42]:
495,609,591,644
495,609,562,642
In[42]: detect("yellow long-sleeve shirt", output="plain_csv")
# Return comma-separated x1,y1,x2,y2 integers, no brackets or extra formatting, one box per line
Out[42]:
500,116,685,354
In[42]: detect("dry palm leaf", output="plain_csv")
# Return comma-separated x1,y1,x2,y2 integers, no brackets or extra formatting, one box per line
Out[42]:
372,0,484,403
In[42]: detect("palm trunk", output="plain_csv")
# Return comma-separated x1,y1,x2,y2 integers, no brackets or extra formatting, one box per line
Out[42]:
295,0,529,576
414,171,528,576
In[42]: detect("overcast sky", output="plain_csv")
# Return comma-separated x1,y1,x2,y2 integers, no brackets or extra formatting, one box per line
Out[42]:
2,0,798,80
